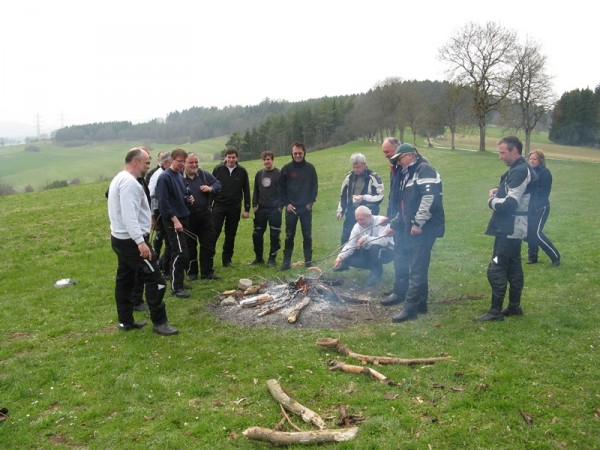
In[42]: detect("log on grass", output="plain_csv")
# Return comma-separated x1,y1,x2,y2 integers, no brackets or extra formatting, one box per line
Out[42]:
243,426,358,445
316,337,451,365
328,359,400,386
266,379,326,429
287,296,311,323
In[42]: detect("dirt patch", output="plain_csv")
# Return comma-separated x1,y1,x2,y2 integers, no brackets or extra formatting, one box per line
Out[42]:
208,275,399,329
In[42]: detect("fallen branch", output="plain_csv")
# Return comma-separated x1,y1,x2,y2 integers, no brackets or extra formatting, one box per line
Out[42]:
243,426,359,445
316,338,451,365
287,296,311,324
279,404,303,432
328,360,400,386
266,379,326,430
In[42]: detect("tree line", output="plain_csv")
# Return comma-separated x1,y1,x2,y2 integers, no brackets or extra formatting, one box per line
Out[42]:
51,22,599,154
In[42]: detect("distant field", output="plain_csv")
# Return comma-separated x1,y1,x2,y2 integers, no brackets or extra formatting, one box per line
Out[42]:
0,137,228,190
1,129,599,191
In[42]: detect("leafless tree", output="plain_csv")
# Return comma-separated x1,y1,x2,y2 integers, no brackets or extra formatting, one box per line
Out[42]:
439,22,517,151
440,82,473,150
503,39,555,155
371,77,404,140
399,82,424,146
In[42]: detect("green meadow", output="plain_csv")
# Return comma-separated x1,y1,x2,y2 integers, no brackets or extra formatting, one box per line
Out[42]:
1,136,599,448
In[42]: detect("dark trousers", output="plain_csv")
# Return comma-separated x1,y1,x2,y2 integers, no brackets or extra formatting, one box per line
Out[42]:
212,204,241,264
252,206,282,260
283,207,313,265
111,236,168,326
186,209,217,276
341,208,357,245
527,205,560,263
393,233,437,314
153,213,171,274
162,217,189,291
346,244,393,277
487,236,524,312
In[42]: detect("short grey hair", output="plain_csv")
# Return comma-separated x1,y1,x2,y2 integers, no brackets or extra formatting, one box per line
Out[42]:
350,153,366,165
354,205,372,217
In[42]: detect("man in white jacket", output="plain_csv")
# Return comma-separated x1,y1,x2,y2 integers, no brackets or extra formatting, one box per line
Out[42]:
333,206,394,285
107,147,179,336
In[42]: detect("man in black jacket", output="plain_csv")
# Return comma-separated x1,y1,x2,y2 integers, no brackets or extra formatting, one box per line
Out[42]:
184,153,222,281
212,148,251,267
475,136,533,321
156,148,191,298
249,151,282,267
278,142,318,271
380,143,445,322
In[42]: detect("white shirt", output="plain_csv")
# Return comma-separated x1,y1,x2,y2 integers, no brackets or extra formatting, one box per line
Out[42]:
338,215,394,260
108,170,151,244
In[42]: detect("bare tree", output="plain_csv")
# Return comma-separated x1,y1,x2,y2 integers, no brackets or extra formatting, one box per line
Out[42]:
399,82,424,145
504,39,555,155
440,82,473,150
372,77,404,139
439,22,517,151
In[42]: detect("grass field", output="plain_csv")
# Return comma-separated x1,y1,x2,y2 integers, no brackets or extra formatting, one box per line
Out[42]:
1,137,599,448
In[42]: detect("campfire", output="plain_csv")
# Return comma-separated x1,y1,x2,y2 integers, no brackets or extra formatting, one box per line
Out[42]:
215,267,372,327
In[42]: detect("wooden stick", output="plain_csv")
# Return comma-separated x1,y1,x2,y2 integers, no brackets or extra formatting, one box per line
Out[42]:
243,426,359,445
328,360,400,386
279,404,303,432
316,337,452,365
266,379,326,430
287,296,311,323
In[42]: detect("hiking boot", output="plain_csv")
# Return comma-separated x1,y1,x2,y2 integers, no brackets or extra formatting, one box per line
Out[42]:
153,322,179,336
187,274,198,281
417,303,428,314
119,321,147,331
201,272,220,280
502,306,523,316
552,258,561,267
279,262,291,271
267,256,277,267
473,311,504,321
381,293,404,306
247,259,264,266
223,260,233,268
526,257,537,264
391,310,418,323
172,289,190,299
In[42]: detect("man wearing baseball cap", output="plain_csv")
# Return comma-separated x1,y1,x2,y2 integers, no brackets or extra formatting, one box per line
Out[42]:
380,143,445,322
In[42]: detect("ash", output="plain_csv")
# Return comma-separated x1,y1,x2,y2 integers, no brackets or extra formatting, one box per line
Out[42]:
208,275,398,329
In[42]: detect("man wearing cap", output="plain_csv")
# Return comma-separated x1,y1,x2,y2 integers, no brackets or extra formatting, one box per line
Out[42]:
107,147,179,336
381,143,445,322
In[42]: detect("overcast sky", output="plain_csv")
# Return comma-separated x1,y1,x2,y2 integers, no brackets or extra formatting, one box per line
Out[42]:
1,0,598,133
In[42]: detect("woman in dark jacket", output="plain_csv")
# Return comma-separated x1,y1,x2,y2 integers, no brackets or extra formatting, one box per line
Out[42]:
527,150,561,266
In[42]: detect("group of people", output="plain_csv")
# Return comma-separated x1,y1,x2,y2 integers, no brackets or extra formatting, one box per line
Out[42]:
334,136,560,323
107,135,560,334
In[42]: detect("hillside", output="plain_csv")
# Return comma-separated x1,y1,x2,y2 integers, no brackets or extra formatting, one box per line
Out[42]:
1,140,599,448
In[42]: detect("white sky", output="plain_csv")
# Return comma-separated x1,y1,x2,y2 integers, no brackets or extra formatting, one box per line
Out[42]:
1,0,598,133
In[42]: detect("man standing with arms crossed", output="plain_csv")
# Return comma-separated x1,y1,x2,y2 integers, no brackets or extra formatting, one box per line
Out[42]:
107,147,179,335
279,142,318,271
249,151,282,267
212,148,251,268
475,136,533,321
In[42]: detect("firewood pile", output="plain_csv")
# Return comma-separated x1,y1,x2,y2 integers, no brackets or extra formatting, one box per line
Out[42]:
215,271,372,327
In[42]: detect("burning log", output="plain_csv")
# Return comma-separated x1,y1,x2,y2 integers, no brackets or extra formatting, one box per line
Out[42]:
316,338,452,365
328,360,400,386
266,379,326,429
243,426,359,445
239,294,274,308
288,296,311,323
